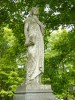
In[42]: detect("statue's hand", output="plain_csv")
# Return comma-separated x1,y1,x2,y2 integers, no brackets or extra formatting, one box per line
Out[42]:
39,67,42,71
29,41,34,46
25,42,29,47
25,41,34,47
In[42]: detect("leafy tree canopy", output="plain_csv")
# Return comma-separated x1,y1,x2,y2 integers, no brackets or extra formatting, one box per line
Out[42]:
0,0,75,99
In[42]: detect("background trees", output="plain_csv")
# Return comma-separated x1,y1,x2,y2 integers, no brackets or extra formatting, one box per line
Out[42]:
44,29,75,98
0,0,75,99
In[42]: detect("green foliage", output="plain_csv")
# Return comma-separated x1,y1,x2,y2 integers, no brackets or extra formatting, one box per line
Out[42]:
44,28,75,99
0,0,75,99
0,26,25,99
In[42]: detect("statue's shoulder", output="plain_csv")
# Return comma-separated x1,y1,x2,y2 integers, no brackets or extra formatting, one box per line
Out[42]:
24,16,32,23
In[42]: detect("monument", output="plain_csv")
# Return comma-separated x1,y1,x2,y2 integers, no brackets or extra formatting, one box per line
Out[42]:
13,7,56,100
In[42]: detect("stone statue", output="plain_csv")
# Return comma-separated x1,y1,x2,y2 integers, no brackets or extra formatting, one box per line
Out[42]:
13,7,56,100
24,7,44,85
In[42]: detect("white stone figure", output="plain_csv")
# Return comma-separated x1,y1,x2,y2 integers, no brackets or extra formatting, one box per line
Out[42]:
24,7,44,85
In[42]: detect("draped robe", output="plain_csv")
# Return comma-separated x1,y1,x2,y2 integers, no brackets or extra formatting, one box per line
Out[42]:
24,16,44,84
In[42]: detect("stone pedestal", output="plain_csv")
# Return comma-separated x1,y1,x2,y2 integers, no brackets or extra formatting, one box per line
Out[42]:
13,84,56,100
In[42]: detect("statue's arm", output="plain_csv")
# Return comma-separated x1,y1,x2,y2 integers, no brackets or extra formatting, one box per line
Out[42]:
24,20,29,34
24,20,30,46
38,20,45,35
24,20,35,47
34,17,45,35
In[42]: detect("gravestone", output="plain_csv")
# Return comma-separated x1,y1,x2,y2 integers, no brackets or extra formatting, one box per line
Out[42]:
13,7,56,100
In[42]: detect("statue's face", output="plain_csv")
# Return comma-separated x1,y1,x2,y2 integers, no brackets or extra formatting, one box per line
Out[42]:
33,8,39,15
30,7,39,16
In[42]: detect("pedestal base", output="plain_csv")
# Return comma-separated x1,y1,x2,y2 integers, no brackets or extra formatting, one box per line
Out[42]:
13,85,56,100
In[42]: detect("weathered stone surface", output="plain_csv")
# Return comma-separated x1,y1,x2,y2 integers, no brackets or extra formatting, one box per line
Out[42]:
13,85,56,100
13,92,55,100
13,7,56,100
24,7,44,85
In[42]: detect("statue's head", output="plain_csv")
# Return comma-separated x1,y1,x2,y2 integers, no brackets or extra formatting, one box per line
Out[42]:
30,7,39,16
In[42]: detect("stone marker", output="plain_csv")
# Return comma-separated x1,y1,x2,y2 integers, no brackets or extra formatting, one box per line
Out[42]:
13,7,56,100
